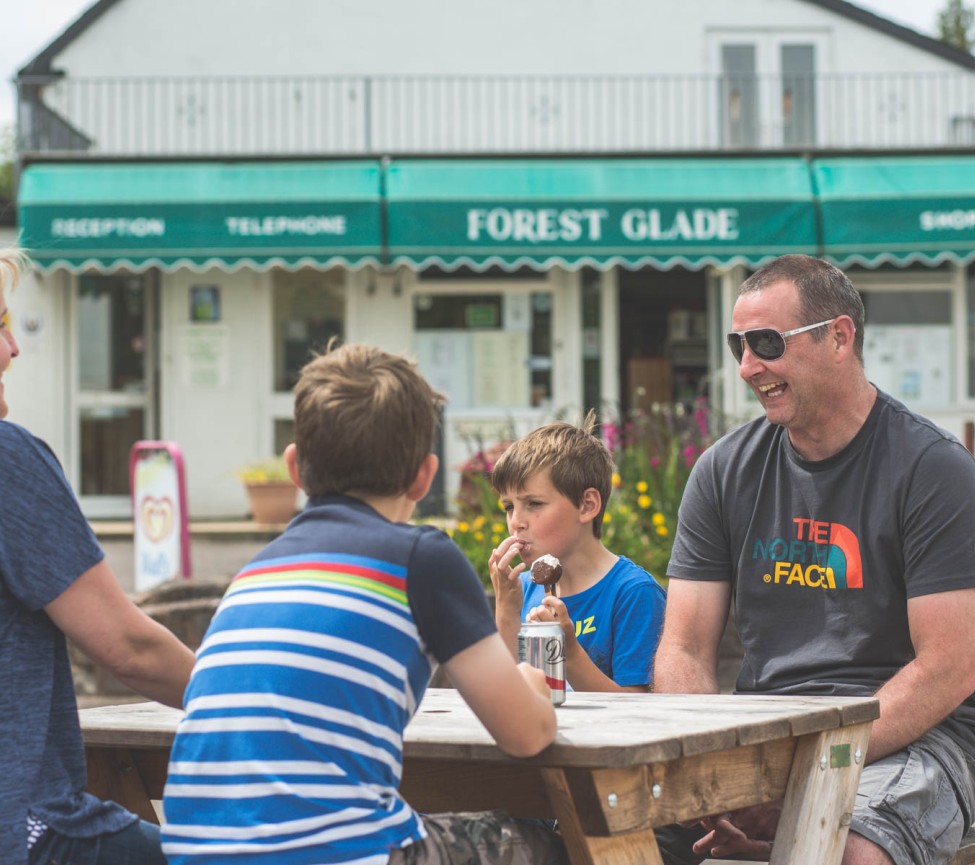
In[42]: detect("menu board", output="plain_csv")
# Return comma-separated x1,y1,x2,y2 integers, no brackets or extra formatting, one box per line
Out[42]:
414,330,530,409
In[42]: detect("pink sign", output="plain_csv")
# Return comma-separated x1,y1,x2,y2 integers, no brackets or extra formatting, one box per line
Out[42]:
130,441,192,590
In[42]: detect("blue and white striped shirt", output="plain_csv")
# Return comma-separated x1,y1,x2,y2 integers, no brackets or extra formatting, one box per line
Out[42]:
161,496,495,865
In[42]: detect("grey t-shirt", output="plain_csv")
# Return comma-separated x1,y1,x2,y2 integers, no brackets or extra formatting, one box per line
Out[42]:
669,389,975,754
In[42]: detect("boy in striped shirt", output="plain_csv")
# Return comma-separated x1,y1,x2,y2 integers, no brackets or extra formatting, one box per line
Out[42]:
161,342,565,865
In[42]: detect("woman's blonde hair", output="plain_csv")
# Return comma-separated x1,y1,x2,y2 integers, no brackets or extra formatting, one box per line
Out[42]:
0,248,26,293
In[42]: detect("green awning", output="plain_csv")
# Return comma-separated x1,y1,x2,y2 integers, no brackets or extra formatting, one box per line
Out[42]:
814,156,975,267
18,161,383,272
386,158,818,271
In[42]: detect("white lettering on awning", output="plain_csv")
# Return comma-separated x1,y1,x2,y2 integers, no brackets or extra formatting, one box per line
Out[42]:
920,210,975,231
51,218,166,238
224,215,347,236
465,206,740,244
621,208,739,241
466,208,608,242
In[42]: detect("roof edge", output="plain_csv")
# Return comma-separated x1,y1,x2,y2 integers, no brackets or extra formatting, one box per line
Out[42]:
802,0,975,69
17,0,124,77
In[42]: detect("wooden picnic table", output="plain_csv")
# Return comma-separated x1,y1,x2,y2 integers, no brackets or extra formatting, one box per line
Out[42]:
80,688,878,865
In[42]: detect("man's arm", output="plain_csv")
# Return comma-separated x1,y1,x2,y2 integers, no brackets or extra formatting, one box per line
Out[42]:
653,578,731,694
45,559,196,708
865,586,975,763
443,632,557,757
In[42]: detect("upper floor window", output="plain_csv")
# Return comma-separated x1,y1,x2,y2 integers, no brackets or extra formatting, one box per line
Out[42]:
715,33,821,149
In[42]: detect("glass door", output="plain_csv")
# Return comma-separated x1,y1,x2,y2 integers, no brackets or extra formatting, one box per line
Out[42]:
712,32,825,149
73,272,157,517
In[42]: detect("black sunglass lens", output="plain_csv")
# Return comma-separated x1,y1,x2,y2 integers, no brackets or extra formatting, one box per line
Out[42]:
726,334,744,363
748,329,786,361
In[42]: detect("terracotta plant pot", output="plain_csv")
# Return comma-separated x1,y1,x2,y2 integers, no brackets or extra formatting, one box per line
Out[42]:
245,481,298,524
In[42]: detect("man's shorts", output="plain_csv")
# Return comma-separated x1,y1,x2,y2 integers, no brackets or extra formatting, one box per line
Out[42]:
851,726,975,865
389,811,568,865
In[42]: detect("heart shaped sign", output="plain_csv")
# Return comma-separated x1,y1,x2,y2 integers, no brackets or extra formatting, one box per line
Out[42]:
141,495,175,543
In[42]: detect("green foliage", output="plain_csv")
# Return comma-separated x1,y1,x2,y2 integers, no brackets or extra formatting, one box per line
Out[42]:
600,399,726,581
438,400,728,589
938,0,975,51
0,124,13,203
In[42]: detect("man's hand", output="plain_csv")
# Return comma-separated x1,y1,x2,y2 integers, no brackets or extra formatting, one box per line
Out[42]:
689,803,780,860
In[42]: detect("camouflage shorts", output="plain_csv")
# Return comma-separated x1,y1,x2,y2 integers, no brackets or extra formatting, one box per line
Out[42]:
389,811,568,865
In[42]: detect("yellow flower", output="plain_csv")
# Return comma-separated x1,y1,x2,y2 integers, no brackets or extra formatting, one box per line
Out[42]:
474,531,485,542
603,512,612,524
491,534,502,545
652,512,666,526
637,494,651,509
636,480,648,493
611,472,621,489
617,503,630,516
656,525,669,537
492,523,504,534
456,521,471,533
472,515,486,529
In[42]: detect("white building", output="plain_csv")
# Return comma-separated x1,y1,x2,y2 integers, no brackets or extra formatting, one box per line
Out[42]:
13,0,975,518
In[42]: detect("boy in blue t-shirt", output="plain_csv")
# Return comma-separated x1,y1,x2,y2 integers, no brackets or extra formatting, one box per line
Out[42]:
489,412,666,692
162,343,566,865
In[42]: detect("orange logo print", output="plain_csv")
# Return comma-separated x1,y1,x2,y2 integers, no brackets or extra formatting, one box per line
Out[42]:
141,496,175,543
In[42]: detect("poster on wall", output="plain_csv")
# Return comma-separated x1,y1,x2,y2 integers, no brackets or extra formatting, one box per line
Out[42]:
414,331,473,407
863,325,952,407
180,324,229,389
472,331,530,407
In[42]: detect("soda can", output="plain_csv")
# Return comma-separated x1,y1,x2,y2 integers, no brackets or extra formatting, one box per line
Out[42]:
517,621,566,706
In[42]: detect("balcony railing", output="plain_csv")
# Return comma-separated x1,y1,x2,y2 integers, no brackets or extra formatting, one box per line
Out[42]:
17,71,975,157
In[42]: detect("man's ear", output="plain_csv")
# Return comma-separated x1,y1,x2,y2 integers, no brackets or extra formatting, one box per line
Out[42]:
579,487,602,524
283,443,305,492
406,453,439,503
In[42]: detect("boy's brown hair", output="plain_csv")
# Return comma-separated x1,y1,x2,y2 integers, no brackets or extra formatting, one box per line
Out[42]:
293,342,445,498
490,410,614,539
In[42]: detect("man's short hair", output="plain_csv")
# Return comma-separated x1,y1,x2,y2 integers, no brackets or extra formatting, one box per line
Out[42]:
490,410,615,539
739,254,866,361
293,342,445,498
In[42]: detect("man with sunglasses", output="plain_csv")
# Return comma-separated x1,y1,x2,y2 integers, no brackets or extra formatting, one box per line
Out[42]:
653,254,975,865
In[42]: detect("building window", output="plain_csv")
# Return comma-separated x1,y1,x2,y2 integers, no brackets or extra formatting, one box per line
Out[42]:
781,44,816,147
413,290,552,409
720,45,758,148
272,269,345,393
862,290,952,407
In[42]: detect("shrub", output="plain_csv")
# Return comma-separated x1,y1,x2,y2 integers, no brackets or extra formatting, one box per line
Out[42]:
601,398,726,581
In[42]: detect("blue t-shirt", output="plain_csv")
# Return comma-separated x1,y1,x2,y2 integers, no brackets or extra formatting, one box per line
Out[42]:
162,495,496,865
0,422,135,865
520,556,666,687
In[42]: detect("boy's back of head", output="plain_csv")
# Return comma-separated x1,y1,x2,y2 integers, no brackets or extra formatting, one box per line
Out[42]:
293,343,445,498
490,410,614,538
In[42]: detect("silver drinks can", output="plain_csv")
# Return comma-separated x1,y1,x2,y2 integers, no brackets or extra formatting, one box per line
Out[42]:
517,621,566,706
